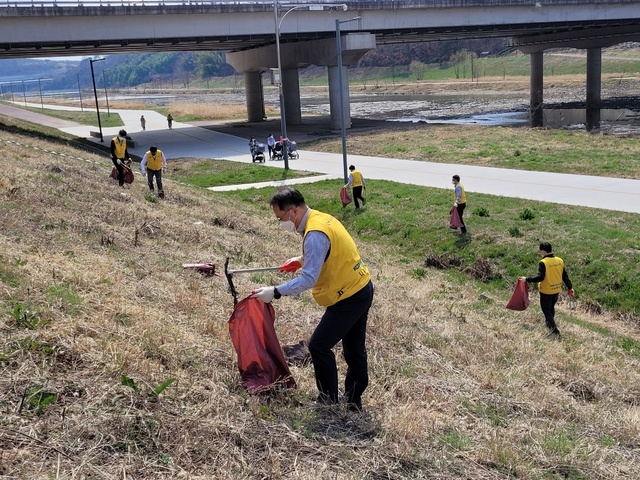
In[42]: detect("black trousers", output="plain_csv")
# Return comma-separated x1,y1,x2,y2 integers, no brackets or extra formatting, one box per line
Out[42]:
112,159,125,186
539,292,560,334
353,186,365,208
147,168,163,192
308,281,374,406
456,202,466,233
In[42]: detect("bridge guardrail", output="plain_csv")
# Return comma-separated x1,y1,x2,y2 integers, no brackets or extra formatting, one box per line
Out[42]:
0,0,344,7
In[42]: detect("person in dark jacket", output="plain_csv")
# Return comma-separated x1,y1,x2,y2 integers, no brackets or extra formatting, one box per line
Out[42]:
519,242,574,337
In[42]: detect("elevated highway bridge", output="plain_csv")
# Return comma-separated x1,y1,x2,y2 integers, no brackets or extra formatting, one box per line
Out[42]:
2,0,640,129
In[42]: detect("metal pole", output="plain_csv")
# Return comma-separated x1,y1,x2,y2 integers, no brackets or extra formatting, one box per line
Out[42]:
336,19,348,184
21,80,27,107
102,70,110,117
90,59,104,142
77,74,84,112
38,78,44,109
274,0,289,170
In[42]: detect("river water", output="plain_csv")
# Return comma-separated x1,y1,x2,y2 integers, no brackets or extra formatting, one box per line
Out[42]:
68,89,640,133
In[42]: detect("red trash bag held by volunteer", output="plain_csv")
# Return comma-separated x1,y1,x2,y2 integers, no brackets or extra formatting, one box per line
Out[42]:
506,279,530,311
228,296,296,394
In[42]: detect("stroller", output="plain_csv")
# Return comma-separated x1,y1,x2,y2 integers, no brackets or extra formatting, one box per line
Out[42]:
272,141,284,161
249,137,266,163
287,140,299,159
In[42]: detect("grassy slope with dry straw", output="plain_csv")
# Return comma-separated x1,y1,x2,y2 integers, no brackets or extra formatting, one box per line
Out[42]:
1,133,640,479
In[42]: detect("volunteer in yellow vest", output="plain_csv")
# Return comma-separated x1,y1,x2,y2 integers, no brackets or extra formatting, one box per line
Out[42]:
140,146,167,198
344,164,367,209
519,242,574,337
251,187,374,411
110,129,132,187
452,174,467,234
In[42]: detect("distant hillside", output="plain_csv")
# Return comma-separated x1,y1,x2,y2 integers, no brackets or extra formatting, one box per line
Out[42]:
2,38,507,92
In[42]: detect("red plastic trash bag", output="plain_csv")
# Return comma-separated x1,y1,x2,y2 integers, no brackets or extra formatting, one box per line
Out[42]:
110,164,135,184
449,207,463,229
506,280,530,311
340,187,352,208
228,296,296,394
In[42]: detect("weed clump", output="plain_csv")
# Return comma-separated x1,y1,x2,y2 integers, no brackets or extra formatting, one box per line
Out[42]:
519,208,535,221
472,206,490,217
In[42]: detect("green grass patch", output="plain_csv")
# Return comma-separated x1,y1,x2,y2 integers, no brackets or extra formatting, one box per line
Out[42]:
20,104,124,128
170,159,321,188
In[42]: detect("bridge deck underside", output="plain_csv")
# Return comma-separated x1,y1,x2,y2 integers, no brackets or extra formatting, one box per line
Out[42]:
1,20,638,58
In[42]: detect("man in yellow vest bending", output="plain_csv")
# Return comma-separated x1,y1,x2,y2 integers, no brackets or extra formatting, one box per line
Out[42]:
141,146,167,198
344,165,366,209
110,129,132,187
251,187,374,412
519,242,574,337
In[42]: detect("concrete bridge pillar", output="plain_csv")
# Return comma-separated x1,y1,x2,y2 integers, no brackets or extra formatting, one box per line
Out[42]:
530,51,544,127
586,47,602,131
244,71,266,123
282,68,302,125
328,65,350,130
226,33,375,129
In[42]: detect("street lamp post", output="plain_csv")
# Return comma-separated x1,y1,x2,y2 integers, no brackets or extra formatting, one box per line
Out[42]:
77,74,84,112
102,69,110,117
274,1,348,171
89,57,105,142
336,17,361,184
37,78,44,109
21,80,27,107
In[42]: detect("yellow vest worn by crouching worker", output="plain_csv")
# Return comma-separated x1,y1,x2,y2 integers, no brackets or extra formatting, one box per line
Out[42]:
112,136,127,159
304,210,370,307
538,256,565,294
351,170,364,187
453,183,467,204
145,150,164,171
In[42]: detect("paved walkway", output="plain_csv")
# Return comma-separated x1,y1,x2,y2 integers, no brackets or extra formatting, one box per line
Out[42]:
2,102,639,214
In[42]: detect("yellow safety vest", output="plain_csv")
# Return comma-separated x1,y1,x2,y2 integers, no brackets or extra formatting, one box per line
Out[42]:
351,170,364,187
539,256,564,294
454,183,467,204
304,210,370,307
112,136,127,159
145,150,164,171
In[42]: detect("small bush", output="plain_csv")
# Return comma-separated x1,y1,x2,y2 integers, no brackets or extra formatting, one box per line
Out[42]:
519,208,535,221
514,149,522,157
472,206,490,217
508,227,523,237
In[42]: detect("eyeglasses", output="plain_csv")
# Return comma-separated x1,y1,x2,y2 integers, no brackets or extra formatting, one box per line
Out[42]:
276,207,293,222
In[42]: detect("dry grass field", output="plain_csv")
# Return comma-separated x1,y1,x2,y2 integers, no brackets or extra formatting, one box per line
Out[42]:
1,132,640,479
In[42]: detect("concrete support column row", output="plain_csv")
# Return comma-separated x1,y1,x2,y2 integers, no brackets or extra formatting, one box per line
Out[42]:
586,47,602,130
245,71,265,123
529,47,602,129
530,51,544,128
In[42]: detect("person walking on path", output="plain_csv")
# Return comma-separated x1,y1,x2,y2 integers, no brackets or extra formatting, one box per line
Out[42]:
140,115,146,131
141,145,167,198
110,129,132,187
519,242,574,338
167,114,173,129
267,133,276,160
344,165,366,209
251,187,374,412
452,174,467,234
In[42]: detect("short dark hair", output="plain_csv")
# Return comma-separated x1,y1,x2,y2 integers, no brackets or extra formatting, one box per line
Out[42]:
269,187,306,210
539,242,552,253
349,165,355,171
119,129,127,136
452,175,460,182
149,146,157,153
